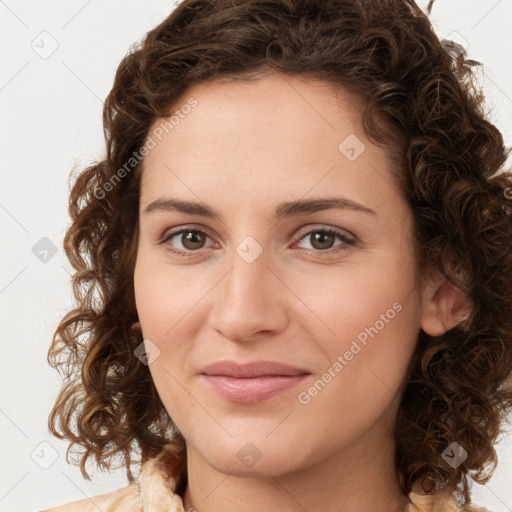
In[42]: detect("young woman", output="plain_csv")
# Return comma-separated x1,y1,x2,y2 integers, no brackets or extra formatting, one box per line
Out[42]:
41,0,512,511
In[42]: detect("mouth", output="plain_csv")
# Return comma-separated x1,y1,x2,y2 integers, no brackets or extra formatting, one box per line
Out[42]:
200,360,311,404
201,374,310,404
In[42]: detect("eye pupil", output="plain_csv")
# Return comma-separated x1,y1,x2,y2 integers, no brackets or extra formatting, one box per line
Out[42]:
311,232,334,250
183,231,205,250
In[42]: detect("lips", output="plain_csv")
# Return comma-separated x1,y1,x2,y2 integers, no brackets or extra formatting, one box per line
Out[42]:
201,360,309,378
200,360,310,404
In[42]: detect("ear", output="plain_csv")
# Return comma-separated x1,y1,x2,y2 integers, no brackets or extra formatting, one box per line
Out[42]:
420,271,472,336
131,321,142,331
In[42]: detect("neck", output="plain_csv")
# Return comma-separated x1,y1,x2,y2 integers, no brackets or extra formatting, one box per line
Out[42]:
180,412,410,512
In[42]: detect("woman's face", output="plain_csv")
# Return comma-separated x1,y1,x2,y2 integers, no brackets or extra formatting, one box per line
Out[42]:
134,72,426,477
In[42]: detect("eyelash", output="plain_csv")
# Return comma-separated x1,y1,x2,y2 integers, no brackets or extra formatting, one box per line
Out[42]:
158,225,356,259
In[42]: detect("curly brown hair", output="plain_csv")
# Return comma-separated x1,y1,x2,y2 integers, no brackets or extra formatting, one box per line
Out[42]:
48,0,512,506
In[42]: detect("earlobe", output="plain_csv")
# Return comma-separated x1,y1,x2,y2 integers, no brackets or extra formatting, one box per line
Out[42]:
420,273,472,336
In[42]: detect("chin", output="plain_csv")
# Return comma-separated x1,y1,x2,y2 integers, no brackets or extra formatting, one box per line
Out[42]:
193,432,312,478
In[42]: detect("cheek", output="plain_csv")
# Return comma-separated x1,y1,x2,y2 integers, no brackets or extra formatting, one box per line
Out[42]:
133,246,204,341
291,254,417,347
133,250,214,405
292,275,419,454
291,249,420,400
133,253,198,427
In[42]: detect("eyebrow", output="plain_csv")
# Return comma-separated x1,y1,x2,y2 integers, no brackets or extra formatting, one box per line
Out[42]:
143,196,377,220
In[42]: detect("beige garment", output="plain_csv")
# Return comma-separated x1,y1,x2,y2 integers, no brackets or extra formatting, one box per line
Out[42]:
40,445,491,512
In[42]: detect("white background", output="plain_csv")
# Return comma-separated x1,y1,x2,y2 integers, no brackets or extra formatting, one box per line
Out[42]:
1,1,511,510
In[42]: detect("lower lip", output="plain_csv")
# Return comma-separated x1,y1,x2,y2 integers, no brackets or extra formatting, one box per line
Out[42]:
201,374,310,404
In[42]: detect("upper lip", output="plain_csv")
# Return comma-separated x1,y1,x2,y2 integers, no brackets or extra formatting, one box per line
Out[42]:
201,360,310,378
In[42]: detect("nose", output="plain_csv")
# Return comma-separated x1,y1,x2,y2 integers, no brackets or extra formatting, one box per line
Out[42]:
207,246,289,343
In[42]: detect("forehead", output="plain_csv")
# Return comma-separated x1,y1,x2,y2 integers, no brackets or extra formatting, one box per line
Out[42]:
139,72,400,215
147,71,367,150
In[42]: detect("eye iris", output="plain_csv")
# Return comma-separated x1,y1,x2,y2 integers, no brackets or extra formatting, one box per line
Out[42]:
311,231,334,250
182,231,205,250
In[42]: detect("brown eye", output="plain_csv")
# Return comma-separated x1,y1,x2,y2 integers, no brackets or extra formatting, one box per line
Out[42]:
295,227,355,256
179,231,207,250
309,231,336,250
160,228,215,257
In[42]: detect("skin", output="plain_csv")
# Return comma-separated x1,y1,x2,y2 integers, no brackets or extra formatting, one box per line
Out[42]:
133,71,468,512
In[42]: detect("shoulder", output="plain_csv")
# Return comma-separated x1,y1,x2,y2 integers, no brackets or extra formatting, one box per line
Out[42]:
39,481,141,511
39,444,185,512
460,505,494,512
406,489,493,512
